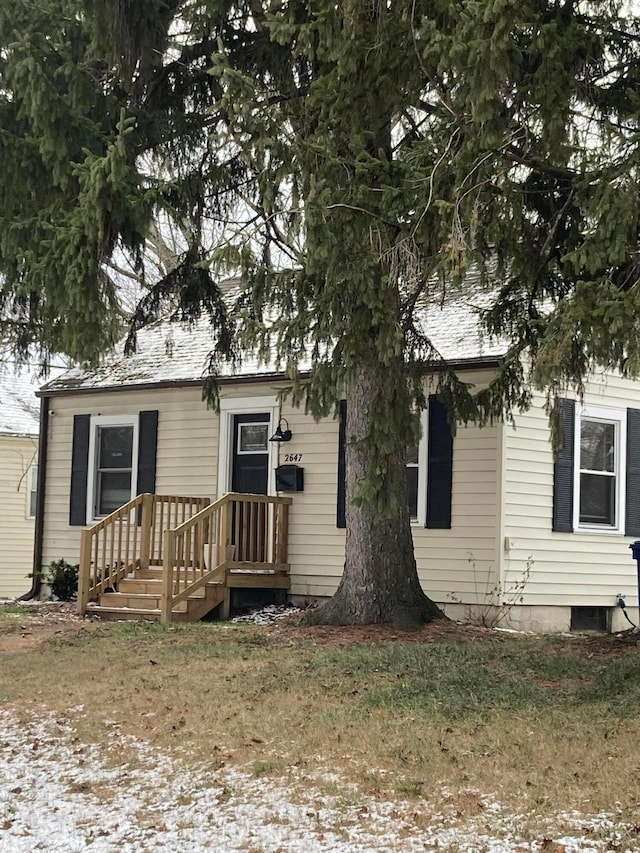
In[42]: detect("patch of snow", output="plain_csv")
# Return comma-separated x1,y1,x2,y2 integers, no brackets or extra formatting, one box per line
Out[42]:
493,627,535,635
231,604,300,624
0,709,636,852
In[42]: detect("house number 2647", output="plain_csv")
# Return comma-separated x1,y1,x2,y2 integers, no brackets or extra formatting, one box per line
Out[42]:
284,453,303,462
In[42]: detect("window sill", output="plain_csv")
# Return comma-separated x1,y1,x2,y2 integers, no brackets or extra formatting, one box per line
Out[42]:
572,525,624,536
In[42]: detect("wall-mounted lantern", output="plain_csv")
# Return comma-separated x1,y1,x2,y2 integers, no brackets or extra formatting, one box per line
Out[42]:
269,417,292,443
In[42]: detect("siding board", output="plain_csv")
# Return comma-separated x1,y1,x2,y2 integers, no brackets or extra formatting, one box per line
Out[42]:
0,436,37,598
503,372,640,607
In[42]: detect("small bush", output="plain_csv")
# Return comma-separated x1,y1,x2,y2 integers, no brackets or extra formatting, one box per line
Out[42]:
47,559,79,601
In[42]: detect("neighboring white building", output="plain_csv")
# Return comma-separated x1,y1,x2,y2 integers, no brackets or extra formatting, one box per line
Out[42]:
0,368,40,600
35,296,640,632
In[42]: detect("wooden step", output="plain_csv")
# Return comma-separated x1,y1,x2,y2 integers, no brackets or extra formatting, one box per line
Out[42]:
118,577,206,598
85,603,161,622
98,592,189,612
134,565,164,579
86,567,285,622
182,582,226,621
135,565,215,580
118,578,162,595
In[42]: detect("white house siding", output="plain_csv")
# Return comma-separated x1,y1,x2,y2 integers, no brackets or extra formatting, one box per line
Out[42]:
0,435,37,599
502,371,640,619
413,422,500,607
41,387,218,570
277,401,345,598
280,370,501,604
41,374,501,608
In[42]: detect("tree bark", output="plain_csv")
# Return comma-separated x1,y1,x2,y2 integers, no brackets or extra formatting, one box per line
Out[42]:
304,358,447,629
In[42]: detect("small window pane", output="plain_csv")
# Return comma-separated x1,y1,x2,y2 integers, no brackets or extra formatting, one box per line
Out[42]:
99,426,133,469
239,423,269,453
98,471,132,516
29,487,37,518
579,472,615,525
405,445,419,466
28,464,38,517
406,467,418,520
580,421,615,473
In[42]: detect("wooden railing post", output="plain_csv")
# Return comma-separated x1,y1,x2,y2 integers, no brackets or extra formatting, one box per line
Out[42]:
78,528,92,616
276,500,289,564
140,493,153,572
220,497,232,563
160,529,175,624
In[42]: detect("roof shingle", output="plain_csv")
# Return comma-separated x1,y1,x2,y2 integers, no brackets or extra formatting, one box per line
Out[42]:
41,284,507,395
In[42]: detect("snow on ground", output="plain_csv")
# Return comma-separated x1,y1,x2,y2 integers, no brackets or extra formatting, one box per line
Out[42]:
231,604,301,624
0,709,635,852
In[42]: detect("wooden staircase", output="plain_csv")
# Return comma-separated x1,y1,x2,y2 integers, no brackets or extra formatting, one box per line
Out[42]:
85,568,227,622
78,493,292,623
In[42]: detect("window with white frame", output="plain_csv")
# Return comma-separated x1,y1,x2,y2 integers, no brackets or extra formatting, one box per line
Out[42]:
406,410,428,524
27,462,38,518
87,416,138,519
237,422,270,454
574,406,626,531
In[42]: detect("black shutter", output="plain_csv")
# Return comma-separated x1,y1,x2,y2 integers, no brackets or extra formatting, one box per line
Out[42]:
552,398,575,532
336,400,346,529
69,414,90,526
426,396,453,529
137,410,159,495
626,409,640,536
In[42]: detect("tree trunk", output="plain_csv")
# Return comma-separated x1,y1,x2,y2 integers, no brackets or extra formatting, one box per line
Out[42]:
304,358,447,629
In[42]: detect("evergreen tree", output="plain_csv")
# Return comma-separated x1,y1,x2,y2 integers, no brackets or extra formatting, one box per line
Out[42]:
1,1,639,625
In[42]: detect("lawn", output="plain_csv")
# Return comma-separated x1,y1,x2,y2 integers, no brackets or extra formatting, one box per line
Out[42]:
1,605,639,851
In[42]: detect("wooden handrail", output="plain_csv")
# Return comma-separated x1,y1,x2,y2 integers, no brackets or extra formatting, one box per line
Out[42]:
77,491,291,623
160,492,292,623
77,493,209,616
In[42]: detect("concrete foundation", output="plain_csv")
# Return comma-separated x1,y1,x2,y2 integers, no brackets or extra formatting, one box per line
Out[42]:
289,595,640,634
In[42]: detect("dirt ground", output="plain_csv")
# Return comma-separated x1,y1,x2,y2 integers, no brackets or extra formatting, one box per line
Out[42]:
0,602,96,652
1,601,639,655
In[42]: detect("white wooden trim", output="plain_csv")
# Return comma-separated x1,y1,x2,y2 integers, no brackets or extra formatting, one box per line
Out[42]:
496,420,507,604
86,414,139,523
217,395,280,497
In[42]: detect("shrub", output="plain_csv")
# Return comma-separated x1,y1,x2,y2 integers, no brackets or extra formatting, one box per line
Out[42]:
47,559,79,601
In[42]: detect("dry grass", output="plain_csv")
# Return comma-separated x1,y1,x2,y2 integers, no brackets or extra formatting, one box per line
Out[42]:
1,607,640,832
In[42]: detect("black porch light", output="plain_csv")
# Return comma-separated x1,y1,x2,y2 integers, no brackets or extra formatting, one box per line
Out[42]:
269,417,292,442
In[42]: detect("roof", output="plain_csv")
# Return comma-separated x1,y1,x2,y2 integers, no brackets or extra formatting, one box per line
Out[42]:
0,368,41,436
40,282,508,396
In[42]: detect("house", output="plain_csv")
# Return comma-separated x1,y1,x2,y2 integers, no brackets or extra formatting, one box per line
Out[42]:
35,292,640,632
0,367,40,600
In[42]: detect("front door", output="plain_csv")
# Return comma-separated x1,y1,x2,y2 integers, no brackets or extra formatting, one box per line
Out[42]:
231,413,270,561
231,413,270,495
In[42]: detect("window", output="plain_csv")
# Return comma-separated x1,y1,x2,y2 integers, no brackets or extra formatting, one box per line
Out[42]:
237,422,269,454
27,463,38,518
70,410,157,526
406,443,419,520
573,406,625,532
570,606,609,632
406,411,428,524
87,416,138,520
337,396,453,530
